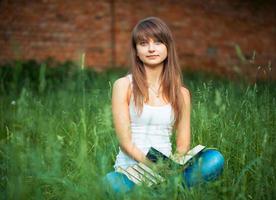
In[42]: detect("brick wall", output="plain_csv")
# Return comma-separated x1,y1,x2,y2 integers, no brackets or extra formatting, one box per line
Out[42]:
0,0,275,79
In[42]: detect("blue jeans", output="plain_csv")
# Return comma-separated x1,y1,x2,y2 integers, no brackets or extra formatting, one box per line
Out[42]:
103,149,224,194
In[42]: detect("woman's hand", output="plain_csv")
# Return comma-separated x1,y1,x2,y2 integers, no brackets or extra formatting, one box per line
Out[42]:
170,152,186,163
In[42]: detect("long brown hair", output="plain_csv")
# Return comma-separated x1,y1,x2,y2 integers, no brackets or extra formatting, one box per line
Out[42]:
130,16,185,129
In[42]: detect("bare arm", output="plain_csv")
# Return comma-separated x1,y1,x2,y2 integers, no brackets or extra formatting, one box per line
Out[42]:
175,87,191,156
112,77,152,165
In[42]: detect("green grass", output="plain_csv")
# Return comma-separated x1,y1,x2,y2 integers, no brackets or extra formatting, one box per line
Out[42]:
0,61,275,199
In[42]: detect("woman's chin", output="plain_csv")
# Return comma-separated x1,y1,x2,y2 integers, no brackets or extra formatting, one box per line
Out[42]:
144,61,164,67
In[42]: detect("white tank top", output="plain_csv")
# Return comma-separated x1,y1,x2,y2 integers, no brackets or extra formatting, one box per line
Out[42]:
114,74,175,170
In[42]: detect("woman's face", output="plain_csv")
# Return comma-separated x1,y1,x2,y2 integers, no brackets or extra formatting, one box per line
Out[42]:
136,38,167,67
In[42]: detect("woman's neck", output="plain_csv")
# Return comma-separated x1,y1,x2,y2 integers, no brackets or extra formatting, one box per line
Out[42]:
144,64,163,86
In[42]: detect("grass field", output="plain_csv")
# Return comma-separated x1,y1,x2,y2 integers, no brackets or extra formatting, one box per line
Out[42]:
0,61,275,199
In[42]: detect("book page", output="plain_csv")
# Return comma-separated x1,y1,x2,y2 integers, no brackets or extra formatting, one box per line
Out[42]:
127,166,158,186
170,145,206,165
116,166,142,185
137,163,165,183
132,165,158,185
116,165,162,186
133,164,166,184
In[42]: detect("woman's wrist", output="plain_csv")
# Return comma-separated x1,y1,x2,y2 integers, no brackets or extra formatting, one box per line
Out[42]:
143,157,154,167
176,146,189,156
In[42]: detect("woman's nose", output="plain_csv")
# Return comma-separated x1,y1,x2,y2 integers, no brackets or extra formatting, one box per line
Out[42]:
148,43,156,52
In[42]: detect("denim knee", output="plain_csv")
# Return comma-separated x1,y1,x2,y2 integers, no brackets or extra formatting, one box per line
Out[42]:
183,149,224,187
103,171,135,194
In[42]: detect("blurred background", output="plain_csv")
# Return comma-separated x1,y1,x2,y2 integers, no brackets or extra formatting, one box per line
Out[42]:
0,0,275,80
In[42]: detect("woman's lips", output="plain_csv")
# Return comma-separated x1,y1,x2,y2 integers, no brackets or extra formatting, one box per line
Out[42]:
146,55,159,59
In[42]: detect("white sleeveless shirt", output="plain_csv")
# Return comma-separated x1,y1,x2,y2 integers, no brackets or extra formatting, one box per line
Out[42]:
114,74,175,170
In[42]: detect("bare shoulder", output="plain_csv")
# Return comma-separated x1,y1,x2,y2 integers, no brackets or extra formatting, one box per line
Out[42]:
180,86,191,98
113,76,130,90
112,76,131,102
180,86,191,105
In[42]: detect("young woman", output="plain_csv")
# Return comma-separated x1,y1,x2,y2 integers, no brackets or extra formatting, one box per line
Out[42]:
104,17,224,193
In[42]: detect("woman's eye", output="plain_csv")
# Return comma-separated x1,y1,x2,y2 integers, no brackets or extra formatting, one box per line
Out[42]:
155,41,162,45
139,42,147,46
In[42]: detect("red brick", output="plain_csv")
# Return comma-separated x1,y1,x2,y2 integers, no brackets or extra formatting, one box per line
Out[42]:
0,0,275,79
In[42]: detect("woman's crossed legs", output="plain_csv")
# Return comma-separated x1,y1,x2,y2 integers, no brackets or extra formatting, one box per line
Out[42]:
103,149,224,194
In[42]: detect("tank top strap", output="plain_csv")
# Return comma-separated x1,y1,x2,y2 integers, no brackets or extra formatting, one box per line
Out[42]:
127,74,133,88
126,74,134,105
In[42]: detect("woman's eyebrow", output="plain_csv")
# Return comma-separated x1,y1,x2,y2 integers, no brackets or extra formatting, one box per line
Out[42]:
138,37,148,42
138,38,160,43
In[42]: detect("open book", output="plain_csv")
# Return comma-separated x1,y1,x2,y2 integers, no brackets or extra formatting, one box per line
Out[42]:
116,144,206,186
